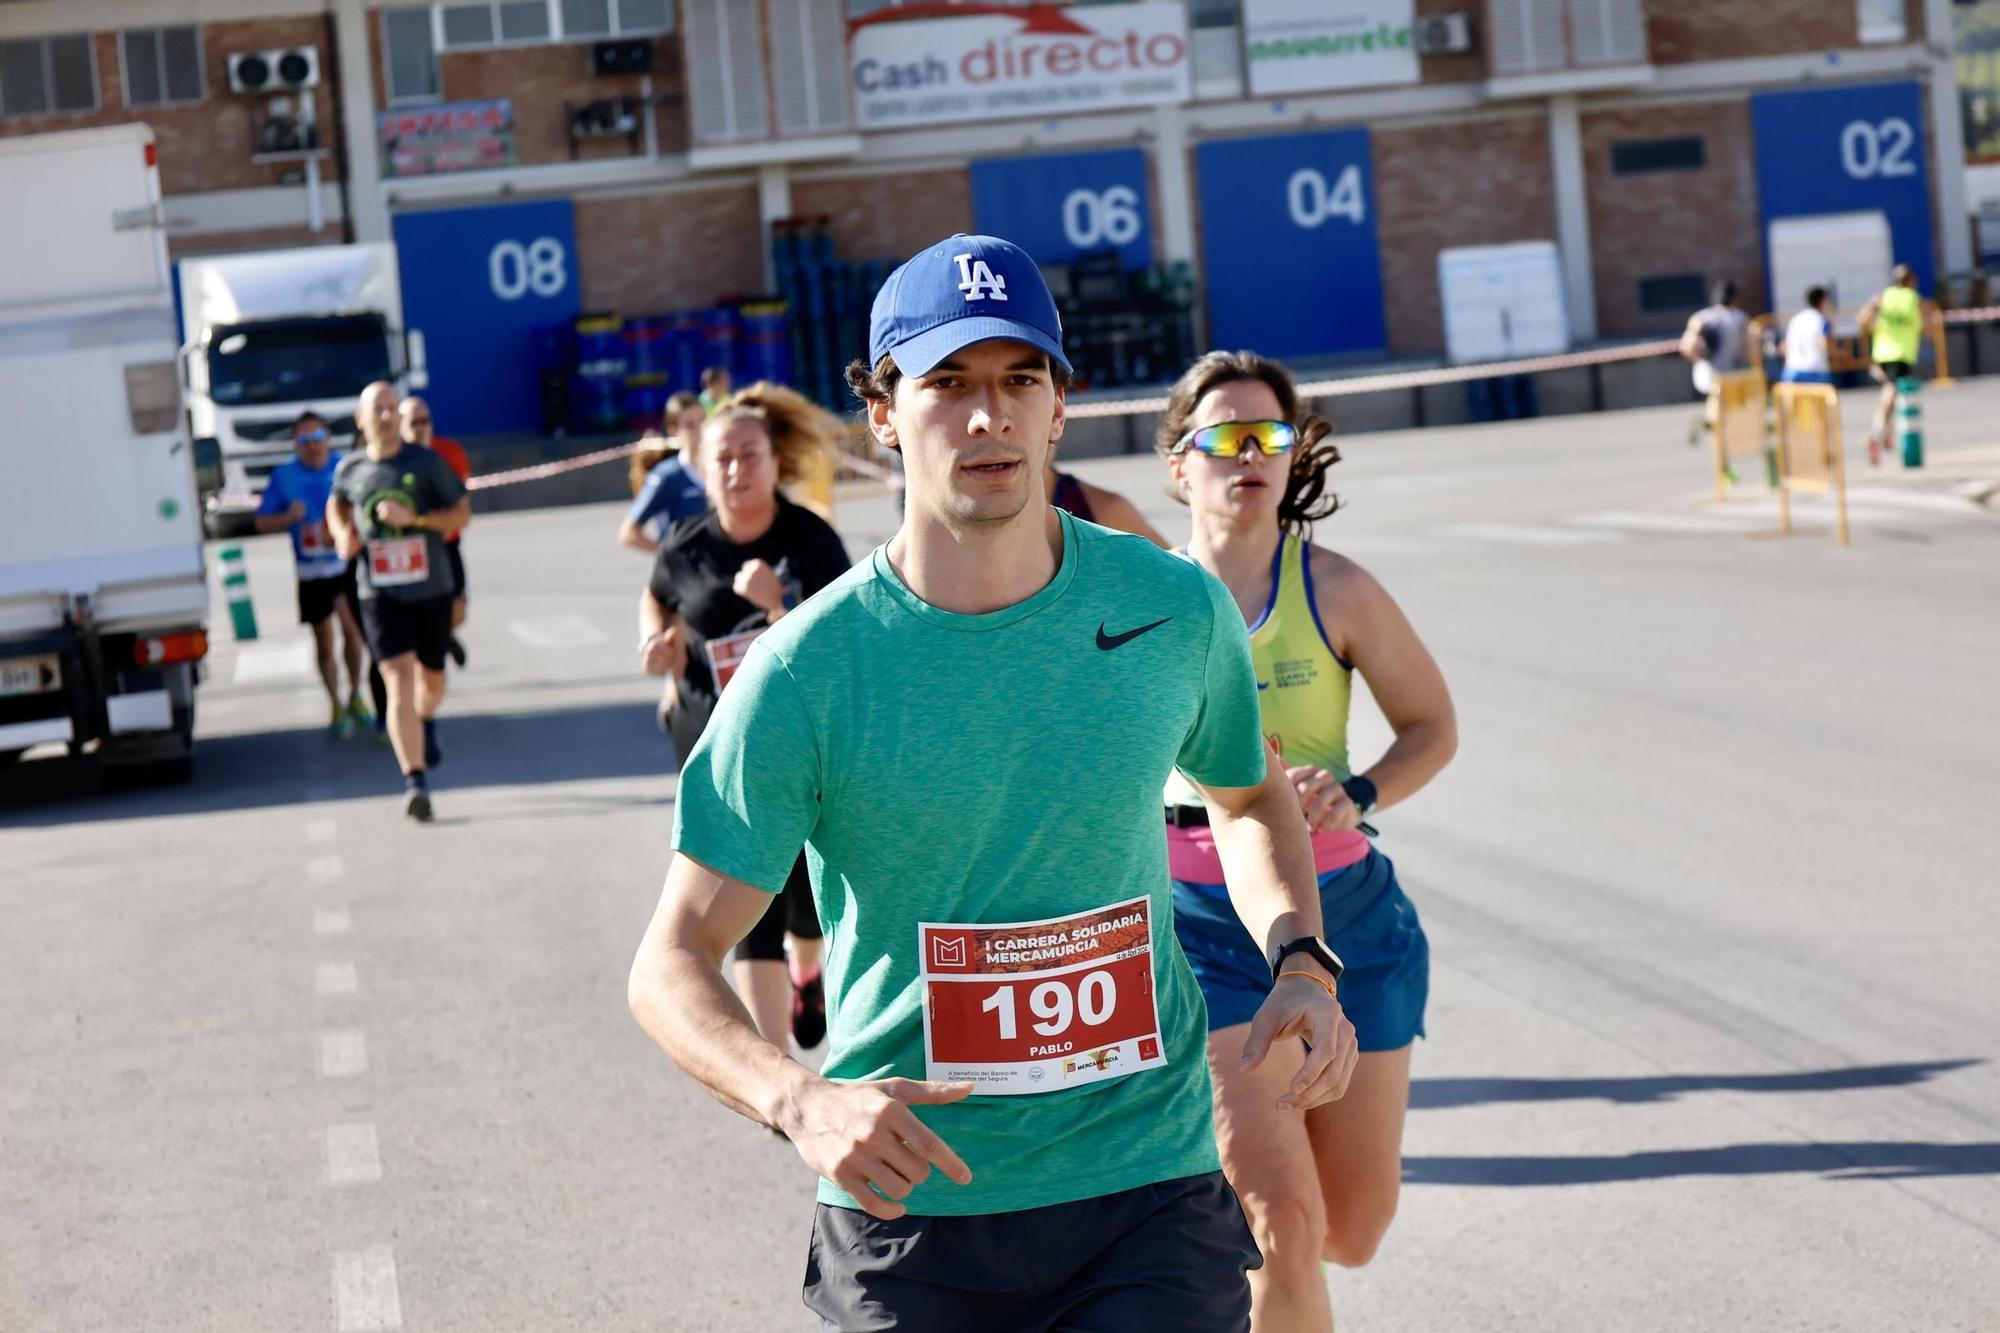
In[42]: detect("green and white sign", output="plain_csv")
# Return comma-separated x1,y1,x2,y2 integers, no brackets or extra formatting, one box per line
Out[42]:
1242,0,1418,97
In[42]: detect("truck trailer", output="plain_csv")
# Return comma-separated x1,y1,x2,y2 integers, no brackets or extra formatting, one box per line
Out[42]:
0,125,209,779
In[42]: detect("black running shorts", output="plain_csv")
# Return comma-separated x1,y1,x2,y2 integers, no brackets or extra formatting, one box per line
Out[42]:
358,595,453,672
803,1170,1259,1331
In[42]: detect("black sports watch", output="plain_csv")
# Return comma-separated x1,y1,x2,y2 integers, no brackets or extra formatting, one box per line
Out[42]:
1341,775,1378,817
1270,935,1344,985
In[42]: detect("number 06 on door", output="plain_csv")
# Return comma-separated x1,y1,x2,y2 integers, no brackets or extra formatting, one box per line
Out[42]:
919,896,1167,1095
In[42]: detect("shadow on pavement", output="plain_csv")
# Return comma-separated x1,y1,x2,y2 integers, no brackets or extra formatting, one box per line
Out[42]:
1410,1060,1982,1110
0,698,673,825
1403,1140,2000,1186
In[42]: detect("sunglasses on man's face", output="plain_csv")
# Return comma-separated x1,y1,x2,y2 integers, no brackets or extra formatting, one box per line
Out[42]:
405,417,432,428
295,429,329,445
1172,420,1297,458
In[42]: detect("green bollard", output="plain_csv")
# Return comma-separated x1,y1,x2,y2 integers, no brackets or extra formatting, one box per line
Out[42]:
1895,376,1924,469
217,544,259,641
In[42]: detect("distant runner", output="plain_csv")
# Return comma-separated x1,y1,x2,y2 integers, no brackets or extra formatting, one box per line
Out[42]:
1780,286,1834,385
253,410,371,737
1858,265,1939,466
328,381,470,822
620,391,710,555
1046,455,1169,547
629,234,1357,1330
399,396,472,667
637,382,849,1051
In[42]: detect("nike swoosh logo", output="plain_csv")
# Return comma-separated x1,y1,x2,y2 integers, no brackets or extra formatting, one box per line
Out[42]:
1096,617,1172,650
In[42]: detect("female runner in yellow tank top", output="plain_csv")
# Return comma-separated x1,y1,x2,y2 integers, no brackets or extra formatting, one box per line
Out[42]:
1159,351,1457,1332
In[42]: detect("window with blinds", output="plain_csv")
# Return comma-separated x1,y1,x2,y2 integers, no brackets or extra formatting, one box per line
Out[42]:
1488,0,1645,76
768,0,852,136
684,0,771,143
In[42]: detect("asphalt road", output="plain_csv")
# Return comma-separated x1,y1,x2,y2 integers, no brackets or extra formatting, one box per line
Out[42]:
5,383,1998,1331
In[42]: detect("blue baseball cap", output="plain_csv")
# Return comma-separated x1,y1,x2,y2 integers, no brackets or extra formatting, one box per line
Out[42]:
868,233,1071,378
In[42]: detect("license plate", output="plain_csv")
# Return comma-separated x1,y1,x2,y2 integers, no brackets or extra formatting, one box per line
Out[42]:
0,655,60,697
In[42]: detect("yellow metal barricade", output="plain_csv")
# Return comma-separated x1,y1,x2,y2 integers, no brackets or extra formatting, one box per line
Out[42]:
1708,368,1768,500
1772,383,1850,547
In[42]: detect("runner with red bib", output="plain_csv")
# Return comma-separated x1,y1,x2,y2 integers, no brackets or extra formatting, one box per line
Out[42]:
636,382,848,1052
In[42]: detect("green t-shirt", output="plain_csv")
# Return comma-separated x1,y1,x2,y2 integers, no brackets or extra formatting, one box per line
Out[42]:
672,510,1268,1216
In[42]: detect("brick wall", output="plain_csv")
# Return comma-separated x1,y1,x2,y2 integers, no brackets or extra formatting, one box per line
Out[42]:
789,168,974,263
168,222,344,261
1416,0,1484,85
368,15,691,168
1646,0,1864,64
1582,98,1765,337
1373,114,1558,355
0,18,344,196
574,184,764,313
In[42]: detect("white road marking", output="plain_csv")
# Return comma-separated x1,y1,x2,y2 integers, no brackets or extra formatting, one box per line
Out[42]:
1569,510,1765,535
1843,488,1987,515
332,1245,403,1330
507,612,608,649
325,1122,383,1186
307,855,345,883
306,818,338,844
314,906,352,938
231,639,315,685
1437,522,1624,547
316,961,358,997
319,1030,367,1079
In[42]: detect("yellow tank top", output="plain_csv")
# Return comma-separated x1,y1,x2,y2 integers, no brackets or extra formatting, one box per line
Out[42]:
1167,534,1351,803
1871,285,1922,365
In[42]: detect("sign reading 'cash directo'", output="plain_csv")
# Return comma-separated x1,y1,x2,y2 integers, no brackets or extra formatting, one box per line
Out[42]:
849,1,1190,132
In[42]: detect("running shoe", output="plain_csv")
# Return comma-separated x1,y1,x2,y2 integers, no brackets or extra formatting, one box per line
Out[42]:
404,778,432,823
330,710,354,741
345,695,375,729
1867,433,1884,467
790,970,826,1050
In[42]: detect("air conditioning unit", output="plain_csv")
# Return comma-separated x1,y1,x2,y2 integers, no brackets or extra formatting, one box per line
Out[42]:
229,47,321,94
1413,13,1474,56
592,38,654,77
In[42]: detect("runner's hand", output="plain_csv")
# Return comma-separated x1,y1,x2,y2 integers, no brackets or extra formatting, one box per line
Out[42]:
1287,764,1361,832
641,625,685,678
1239,973,1358,1111
733,559,786,614
333,525,362,560
284,500,307,525
781,1076,975,1221
376,498,419,529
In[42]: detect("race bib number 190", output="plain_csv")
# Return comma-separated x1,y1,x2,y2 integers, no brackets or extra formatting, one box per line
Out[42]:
920,896,1166,1096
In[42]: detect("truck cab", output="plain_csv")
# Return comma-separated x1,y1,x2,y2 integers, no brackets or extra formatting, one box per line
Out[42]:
178,242,426,534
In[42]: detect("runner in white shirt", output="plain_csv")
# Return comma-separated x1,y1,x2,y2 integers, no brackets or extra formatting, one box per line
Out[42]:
1781,286,1833,385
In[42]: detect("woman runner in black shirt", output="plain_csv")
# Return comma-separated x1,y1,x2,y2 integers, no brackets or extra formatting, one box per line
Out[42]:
636,382,851,1051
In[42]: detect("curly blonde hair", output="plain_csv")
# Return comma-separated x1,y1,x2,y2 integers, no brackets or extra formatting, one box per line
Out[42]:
706,381,839,486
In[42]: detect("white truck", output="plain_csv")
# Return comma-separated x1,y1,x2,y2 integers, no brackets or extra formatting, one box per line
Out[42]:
179,240,426,535
0,125,207,779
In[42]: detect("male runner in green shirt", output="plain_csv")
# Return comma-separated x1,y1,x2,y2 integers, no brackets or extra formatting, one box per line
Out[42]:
628,234,1357,1330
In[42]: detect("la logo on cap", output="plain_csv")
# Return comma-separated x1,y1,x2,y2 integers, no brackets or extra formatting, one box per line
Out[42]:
954,252,1008,303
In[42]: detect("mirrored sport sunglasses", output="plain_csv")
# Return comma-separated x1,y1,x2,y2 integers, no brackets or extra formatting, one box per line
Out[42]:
1172,420,1297,458
295,429,329,445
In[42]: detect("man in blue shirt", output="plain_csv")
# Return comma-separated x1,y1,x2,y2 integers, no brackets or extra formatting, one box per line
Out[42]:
618,390,711,555
255,411,372,737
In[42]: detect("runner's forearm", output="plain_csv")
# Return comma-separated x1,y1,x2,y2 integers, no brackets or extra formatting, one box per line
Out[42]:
1358,717,1457,815
1207,771,1324,962
629,937,818,1128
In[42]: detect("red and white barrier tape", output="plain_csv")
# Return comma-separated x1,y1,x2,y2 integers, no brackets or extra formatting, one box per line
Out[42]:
1063,339,1682,419
465,440,638,491
459,311,2000,484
